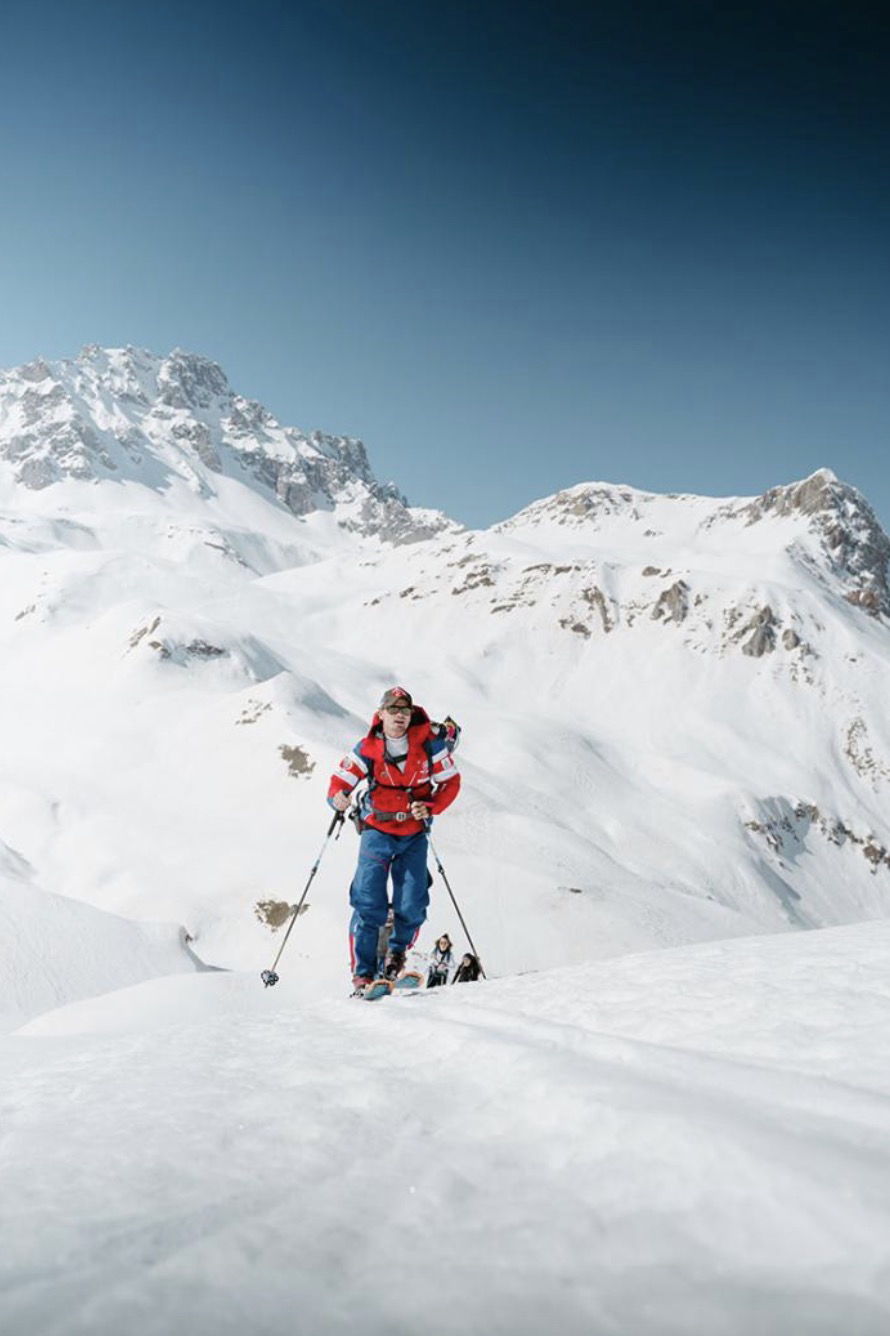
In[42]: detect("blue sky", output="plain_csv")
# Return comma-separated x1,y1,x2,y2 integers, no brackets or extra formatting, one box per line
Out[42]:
1,0,888,530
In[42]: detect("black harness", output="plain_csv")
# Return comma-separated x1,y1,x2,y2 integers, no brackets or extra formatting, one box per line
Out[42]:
364,734,436,826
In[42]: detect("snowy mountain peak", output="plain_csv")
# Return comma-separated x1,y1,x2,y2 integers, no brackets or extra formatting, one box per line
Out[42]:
713,470,890,616
0,346,456,545
494,469,889,617
156,348,231,409
1,345,889,1012
495,479,666,533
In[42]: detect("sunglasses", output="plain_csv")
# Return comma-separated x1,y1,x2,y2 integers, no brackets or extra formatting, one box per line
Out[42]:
384,705,411,715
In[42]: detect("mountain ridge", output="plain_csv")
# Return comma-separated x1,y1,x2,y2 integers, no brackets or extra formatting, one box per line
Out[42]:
0,345,456,546
0,345,889,988
2,346,887,609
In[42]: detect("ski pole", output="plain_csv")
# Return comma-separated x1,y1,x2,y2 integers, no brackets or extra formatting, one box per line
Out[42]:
427,836,487,978
261,809,345,987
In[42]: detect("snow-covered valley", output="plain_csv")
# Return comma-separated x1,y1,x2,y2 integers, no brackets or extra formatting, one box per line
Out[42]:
2,345,890,1332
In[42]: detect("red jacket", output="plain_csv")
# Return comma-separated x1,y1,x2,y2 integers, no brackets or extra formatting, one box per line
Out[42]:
328,706,460,835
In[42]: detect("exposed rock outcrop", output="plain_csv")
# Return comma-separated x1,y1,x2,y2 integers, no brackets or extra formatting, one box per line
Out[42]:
744,799,890,875
651,580,689,624
740,606,778,657
715,470,890,618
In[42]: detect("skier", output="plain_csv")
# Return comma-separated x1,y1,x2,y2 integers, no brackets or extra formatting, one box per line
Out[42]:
426,933,454,988
328,687,461,996
453,953,482,983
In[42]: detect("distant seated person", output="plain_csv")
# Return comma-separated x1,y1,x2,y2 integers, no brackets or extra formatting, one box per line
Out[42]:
426,933,454,988
452,953,482,983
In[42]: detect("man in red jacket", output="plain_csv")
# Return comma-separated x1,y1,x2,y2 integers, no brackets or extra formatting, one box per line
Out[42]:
328,686,460,995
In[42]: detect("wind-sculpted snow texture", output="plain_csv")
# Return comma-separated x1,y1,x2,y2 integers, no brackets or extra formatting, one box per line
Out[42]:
0,863,197,1033
2,924,890,1335
1,345,890,995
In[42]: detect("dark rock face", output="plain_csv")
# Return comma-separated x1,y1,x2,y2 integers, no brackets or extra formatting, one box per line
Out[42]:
651,580,689,624
158,350,231,410
740,606,778,657
172,420,222,472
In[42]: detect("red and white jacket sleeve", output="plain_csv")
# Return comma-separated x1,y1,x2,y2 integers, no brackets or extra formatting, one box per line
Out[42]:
428,743,460,815
327,744,367,808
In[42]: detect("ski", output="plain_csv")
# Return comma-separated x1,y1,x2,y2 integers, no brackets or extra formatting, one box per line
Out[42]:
391,971,423,993
359,979,393,1001
353,971,424,1000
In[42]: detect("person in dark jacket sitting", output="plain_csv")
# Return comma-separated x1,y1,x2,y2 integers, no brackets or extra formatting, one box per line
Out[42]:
453,953,482,983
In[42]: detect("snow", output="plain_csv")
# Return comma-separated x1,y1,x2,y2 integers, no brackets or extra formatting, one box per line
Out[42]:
2,347,890,1329
0,378,888,979
3,923,890,1334
0,859,198,1034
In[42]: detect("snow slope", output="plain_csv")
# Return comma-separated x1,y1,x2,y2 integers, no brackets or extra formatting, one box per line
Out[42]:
3,348,890,1333
0,843,198,1033
3,922,890,1335
1,346,890,1001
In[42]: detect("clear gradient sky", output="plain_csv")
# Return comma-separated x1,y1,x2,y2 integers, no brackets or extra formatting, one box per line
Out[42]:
2,0,888,530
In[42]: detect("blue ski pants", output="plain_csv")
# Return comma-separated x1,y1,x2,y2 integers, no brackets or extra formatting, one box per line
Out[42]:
348,826,430,979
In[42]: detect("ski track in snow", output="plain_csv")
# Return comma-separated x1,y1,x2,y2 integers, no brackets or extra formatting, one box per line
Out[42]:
2,923,890,1336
